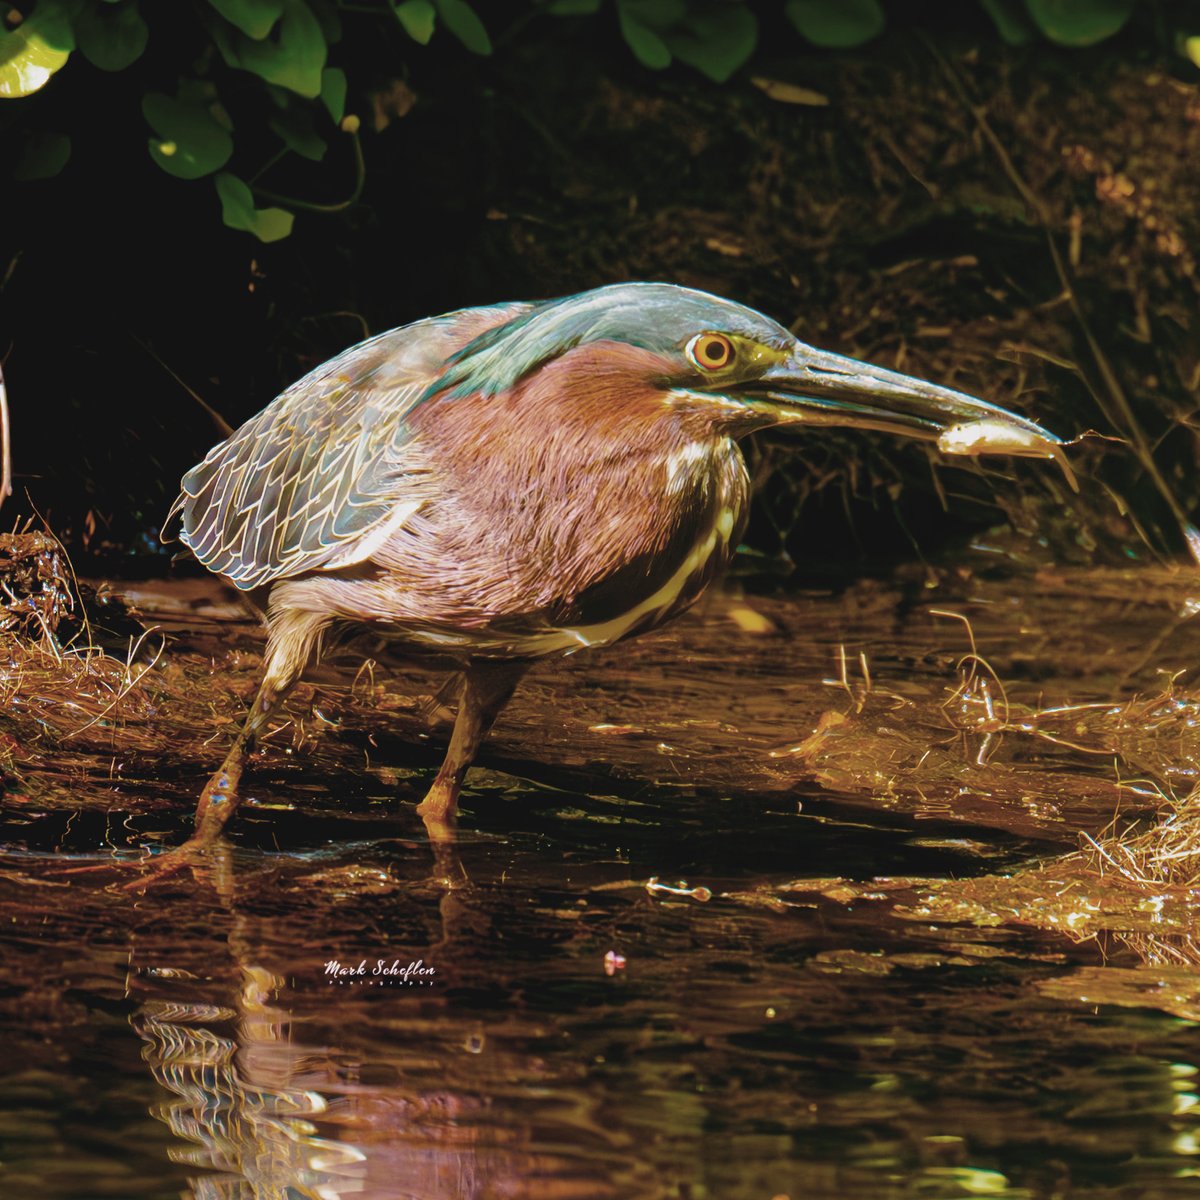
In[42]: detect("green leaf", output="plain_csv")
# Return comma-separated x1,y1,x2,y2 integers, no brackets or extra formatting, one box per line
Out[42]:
785,0,884,48
251,206,293,241
143,92,234,179
394,0,435,43
1186,35,1200,70
320,65,345,120
434,0,491,54
268,96,327,160
215,173,255,223
980,0,1035,45
620,0,685,30
666,3,756,83
13,130,70,179
1023,0,1135,46
215,172,295,242
76,2,149,71
306,0,341,45
618,9,671,68
0,0,74,99
207,0,283,39
546,0,600,13
225,0,327,98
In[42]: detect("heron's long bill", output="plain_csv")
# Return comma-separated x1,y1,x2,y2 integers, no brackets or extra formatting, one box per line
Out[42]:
748,345,1061,448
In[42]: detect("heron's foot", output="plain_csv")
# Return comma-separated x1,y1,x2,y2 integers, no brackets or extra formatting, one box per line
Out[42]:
57,826,230,890
416,780,459,844
61,764,244,890
117,766,245,889
108,835,216,892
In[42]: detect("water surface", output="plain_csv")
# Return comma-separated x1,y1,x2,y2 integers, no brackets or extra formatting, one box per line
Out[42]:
2,564,1199,1198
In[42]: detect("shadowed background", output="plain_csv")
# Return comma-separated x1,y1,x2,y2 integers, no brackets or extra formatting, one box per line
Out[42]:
3,0,1198,576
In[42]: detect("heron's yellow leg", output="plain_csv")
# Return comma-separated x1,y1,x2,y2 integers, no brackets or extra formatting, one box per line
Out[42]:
417,660,528,842
123,607,331,888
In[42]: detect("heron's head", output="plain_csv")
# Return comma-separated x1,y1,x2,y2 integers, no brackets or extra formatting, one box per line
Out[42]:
436,282,1057,446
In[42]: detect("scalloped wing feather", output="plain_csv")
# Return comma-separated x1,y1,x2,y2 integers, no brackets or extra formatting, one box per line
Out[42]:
172,304,531,591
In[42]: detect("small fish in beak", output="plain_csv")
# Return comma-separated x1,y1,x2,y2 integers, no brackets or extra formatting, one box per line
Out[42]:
750,344,1060,444
743,341,1075,490
937,420,1079,493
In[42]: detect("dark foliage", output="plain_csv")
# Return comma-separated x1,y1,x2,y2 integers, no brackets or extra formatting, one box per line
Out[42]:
1,0,1198,576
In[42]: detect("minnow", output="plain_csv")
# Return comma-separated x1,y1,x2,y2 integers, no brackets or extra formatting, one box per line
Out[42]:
938,419,1078,493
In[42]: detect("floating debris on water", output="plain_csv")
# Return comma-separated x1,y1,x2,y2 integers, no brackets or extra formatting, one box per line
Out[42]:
603,950,626,975
646,876,713,902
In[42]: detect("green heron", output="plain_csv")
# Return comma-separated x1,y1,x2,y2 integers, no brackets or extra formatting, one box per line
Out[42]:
168,282,1058,856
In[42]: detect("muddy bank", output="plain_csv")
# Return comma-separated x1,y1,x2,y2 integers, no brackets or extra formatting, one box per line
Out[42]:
4,556,1200,894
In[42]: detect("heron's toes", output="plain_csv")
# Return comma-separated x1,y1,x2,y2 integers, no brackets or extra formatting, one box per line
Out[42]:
56,842,213,890
416,784,459,843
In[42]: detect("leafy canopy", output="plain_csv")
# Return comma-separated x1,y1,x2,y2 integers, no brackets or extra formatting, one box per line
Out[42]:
0,0,1175,242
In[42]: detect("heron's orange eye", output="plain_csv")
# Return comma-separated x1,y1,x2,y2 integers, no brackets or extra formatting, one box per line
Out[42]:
688,333,734,371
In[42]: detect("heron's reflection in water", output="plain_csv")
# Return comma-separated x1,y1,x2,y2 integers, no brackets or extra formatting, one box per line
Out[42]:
134,967,371,1199
129,841,591,1200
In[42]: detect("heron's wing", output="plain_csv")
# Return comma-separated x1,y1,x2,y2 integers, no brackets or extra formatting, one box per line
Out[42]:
173,303,531,591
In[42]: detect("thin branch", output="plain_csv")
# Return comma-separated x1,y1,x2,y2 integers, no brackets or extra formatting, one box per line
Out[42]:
131,334,233,438
252,126,366,215
925,38,1194,552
